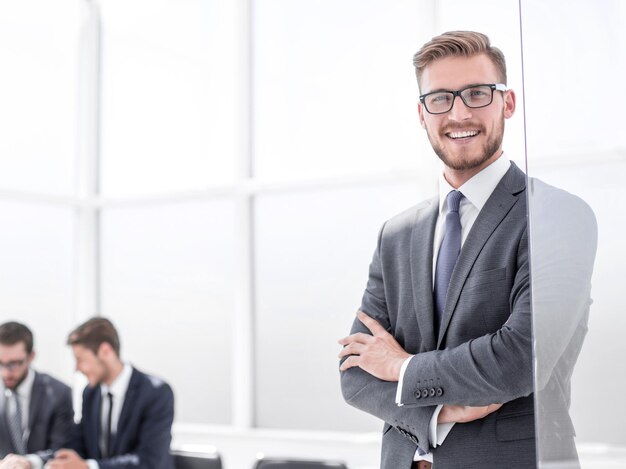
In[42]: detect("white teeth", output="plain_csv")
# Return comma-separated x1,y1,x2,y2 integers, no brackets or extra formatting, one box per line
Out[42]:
448,130,478,139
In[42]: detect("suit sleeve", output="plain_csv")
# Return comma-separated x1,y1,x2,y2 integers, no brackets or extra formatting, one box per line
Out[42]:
46,383,75,450
63,388,91,459
340,224,437,453
98,382,174,469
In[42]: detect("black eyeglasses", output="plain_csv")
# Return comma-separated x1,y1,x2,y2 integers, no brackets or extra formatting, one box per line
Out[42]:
420,83,507,115
0,358,28,371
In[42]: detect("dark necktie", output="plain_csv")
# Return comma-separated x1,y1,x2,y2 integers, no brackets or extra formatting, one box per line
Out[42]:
5,389,26,454
434,190,464,335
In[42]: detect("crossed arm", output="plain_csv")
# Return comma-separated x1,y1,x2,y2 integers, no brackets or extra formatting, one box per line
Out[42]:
338,310,502,425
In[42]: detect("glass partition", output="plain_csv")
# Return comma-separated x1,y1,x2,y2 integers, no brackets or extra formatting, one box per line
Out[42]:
521,0,626,467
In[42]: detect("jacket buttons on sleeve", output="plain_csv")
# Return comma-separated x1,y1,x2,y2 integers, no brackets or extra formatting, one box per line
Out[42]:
421,389,429,399
428,388,436,397
436,387,444,397
414,390,421,400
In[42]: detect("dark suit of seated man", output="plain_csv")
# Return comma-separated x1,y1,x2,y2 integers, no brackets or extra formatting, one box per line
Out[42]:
0,322,74,469
15,317,175,469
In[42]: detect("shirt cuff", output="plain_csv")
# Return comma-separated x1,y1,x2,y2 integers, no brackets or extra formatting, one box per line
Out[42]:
86,460,100,469
429,405,455,447
25,455,44,469
395,355,414,406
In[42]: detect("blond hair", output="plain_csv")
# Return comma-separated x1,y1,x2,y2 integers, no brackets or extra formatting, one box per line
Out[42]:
413,31,507,90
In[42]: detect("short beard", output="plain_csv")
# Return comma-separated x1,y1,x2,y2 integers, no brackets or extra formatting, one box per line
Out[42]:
428,117,505,171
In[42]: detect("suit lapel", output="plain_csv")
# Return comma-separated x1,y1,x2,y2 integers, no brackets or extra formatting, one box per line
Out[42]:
410,197,439,351
437,163,526,347
88,390,102,458
27,373,44,445
0,390,15,455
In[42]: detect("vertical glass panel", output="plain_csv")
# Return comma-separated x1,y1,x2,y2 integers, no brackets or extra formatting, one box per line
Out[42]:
0,1,80,195
0,200,74,382
101,200,236,424
255,182,427,431
100,0,236,196
522,0,626,466
253,0,432,180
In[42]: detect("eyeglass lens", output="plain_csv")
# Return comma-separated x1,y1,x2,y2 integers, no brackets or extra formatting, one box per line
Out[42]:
423,85,494,114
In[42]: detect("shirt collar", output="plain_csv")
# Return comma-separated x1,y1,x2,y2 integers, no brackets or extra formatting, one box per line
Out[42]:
101,363,133,398
438,153,511,213
15,367,35,399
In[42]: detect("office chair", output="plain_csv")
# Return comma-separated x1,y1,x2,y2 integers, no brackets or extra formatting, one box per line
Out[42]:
172,449,223,469
252,456,348,469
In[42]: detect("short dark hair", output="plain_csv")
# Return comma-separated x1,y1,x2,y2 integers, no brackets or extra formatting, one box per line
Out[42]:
67,317,120,356
413,30,507,90
0,322,34,354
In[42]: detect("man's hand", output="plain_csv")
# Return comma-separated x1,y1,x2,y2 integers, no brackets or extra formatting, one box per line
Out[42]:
338,311,411,381
0,454,32,469
438,403,503,424
46,450,88,469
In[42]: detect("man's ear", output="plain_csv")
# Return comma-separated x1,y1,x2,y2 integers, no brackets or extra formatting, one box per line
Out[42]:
503,89,516,119
418,102,427,129
97,342,113,359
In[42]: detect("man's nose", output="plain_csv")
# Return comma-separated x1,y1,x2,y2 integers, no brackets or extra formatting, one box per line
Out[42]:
447,95,473,121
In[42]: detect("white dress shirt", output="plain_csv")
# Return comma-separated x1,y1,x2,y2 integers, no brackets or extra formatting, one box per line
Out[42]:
395,154,512,462
0,368,46,469
85,363,133,469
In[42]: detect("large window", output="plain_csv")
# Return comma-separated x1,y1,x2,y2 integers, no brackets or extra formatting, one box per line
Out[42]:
1,0,537,440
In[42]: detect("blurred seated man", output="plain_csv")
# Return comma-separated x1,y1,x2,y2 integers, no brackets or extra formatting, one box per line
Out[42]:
0,322,73,469
19,317,175,469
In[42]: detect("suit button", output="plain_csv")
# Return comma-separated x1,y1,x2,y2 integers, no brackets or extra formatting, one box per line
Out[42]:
429,388,436,397
436,387,444,396
414,390,421,400
421,389,429,398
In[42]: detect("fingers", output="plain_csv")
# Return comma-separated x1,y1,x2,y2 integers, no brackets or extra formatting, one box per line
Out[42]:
338,331,374,346
53,449,73,460
337,342,367,359
357,311,388,336
339,355,360,372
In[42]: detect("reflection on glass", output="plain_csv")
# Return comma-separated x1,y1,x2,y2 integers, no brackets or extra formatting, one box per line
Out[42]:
521,0,626,466
528,180,597,468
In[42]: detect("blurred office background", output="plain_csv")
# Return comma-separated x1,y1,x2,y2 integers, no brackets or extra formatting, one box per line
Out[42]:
0,0,623,468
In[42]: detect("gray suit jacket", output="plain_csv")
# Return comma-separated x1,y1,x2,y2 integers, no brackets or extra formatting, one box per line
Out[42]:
0,371,73,458
340,162,553,468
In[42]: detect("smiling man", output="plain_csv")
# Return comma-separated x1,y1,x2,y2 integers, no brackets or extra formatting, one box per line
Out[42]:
339,31,537,468
50,317,174,469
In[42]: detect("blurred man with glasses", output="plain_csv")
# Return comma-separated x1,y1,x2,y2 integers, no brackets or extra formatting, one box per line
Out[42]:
0,321,73,468
339,30,593,468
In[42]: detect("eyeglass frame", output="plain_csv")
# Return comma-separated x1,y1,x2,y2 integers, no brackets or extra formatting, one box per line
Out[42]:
0,358,29,371
419,83,507,115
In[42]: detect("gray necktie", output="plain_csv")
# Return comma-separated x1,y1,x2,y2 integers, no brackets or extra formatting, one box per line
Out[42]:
5,390,26,454
434,190,464,335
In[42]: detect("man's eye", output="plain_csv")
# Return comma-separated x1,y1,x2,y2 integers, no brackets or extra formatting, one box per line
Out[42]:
430,94,450,104
467,88,489,98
